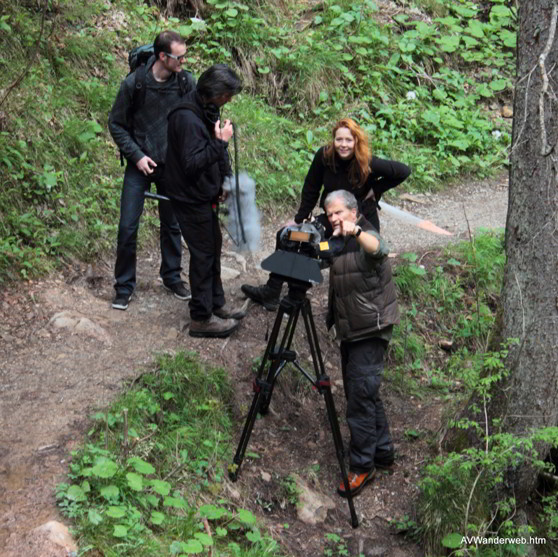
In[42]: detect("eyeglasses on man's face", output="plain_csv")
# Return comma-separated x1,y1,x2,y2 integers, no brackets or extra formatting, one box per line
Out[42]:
165,52,186,62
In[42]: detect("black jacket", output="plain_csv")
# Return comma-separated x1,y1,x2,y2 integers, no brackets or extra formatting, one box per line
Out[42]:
295,147,411,229
164,91,231,204
108,57,196,165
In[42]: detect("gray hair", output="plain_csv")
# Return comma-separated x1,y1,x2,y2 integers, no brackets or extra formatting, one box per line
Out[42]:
324,189,358,211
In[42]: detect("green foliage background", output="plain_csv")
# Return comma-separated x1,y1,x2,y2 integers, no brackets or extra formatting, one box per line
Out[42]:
0,0,515,282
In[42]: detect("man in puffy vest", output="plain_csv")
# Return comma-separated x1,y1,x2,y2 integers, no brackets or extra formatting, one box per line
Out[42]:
108,30,196,310
324,189,399,498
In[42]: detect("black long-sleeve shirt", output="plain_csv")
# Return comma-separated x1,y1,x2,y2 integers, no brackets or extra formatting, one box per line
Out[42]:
294,147,411,229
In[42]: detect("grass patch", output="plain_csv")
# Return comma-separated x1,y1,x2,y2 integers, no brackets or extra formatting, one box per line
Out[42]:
56,351,283,556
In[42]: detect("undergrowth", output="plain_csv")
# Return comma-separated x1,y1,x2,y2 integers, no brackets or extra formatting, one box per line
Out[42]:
388,232,558,555
56,351,284,556
1,0,514,281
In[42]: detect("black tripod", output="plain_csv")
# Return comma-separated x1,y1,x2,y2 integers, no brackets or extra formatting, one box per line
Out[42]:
229,278,358,527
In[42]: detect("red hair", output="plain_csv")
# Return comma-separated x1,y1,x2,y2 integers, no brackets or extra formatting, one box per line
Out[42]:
323,118,371,187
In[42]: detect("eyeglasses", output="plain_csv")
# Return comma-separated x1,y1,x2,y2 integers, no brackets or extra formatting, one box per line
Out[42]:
165,52,186,62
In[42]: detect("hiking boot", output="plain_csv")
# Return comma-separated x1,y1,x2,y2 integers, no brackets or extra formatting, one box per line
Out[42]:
337,469,376,498
214,303,246,320
241,284,280,311
189,315,239,338
164,281,192,300
112,292,131,311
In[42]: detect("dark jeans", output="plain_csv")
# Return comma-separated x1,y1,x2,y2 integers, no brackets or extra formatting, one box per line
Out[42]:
114,164,183,295
340,337,393,473
171,200,225,321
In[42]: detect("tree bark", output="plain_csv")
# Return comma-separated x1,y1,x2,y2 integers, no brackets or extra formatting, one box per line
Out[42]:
496,0,558,501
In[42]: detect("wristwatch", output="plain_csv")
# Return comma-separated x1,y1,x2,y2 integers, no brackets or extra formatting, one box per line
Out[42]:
354,226,362,238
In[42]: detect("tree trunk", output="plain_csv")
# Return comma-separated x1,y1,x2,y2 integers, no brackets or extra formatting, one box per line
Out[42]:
496,0,558,501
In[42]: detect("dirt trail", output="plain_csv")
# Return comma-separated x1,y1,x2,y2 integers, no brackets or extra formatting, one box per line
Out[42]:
0,174,508,557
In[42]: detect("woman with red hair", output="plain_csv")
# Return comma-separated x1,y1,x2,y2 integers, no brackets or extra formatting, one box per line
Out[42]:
242,117,410,310
294,117,410,233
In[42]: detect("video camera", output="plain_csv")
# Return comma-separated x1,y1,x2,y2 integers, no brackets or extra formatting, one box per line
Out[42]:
261,221,340,285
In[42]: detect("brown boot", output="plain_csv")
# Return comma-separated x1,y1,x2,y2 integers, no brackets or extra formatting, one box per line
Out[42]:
214,302,246,320
189,315,239,338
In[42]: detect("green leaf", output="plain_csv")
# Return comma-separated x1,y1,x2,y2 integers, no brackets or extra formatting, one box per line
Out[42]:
126,472,143,491
215,527,227,536
100,485,120,500
194,532,213,546
436,35,460,53
128,457,155,475
236,508,257,525
151,511,165,525
199,504,228,520
489,79,508,92
246,528,262,542
88,509,103,525
466,20,485,38
150,479,171,495
113,524,128,538
442,532,463,549
181,539,204,554
65,485,86,502
225,8,238,17
447,258,461,266
491,5,512,18
164,496,186,509
106,506,126,518
92,458,118,478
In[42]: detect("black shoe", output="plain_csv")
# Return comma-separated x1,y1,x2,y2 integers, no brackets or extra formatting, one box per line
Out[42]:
164,281,191,300
241,284,279,311
112,292,131,310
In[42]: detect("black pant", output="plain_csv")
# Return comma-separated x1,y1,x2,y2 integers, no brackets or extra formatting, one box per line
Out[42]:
340,337,393,473
114,164,183,295
171,200,225,321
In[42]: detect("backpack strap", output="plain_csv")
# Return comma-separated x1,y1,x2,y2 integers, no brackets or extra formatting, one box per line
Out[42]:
120,64,148,166
131,63,148,115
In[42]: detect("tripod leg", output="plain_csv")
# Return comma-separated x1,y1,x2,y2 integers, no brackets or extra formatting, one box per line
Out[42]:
229,378,272,481
259,305,300,415
320,379,359,528
300,302,358,527
230,300,298,479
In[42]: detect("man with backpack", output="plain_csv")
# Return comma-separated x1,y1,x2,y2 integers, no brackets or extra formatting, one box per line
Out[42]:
108,30,196,310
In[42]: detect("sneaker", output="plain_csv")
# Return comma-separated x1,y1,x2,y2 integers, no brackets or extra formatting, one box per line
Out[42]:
337,469,376,498
112,292,131,310
189,315,239,338
164,281,191,300
214,303,246,320
241,284,280,311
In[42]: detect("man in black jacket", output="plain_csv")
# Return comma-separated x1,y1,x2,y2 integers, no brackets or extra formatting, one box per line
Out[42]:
109,31,196,310
324,190,399,498
165,64,244,338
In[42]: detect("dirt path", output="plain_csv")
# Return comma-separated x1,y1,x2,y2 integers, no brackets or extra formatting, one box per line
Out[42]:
0,174,508,557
